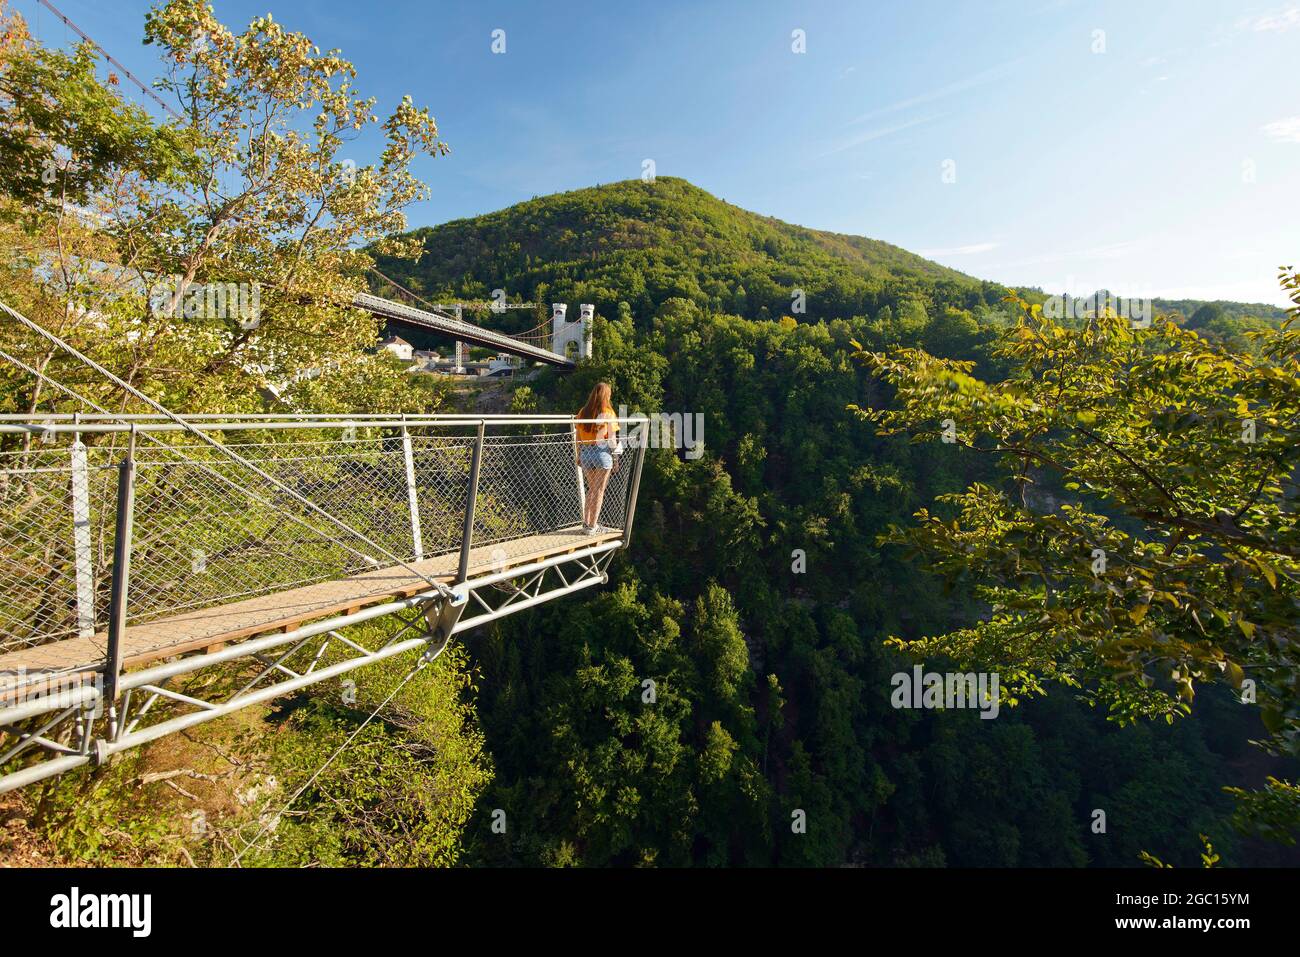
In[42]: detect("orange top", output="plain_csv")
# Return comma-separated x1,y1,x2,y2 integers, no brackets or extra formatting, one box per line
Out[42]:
576,407,618,445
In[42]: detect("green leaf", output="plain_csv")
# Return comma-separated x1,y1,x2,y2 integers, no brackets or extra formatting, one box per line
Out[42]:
1252,557,1278,590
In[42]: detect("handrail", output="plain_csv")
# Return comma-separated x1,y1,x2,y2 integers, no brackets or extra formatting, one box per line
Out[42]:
0,416,650,662
0,414,649,435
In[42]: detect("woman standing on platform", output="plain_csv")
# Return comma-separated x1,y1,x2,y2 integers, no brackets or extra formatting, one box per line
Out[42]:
575,382,619,534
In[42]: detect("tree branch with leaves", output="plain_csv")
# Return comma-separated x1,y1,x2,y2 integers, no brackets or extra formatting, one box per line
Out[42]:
851,268,1300,840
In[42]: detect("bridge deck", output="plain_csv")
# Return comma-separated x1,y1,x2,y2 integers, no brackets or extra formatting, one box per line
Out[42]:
355,292,573,367
0,526,618,696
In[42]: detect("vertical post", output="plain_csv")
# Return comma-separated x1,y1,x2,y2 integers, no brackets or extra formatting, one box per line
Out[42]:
571,421,586,527
621,420,649,547
69,425,96,638
456,421,485,583
453,307,464,374
104,427,136,709
401,421,424,561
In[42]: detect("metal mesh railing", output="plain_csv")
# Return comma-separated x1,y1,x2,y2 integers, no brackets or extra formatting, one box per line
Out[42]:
467,430,631,570
0,419,643,668
0,447,116,648
0,296,644,716
123,441,390,624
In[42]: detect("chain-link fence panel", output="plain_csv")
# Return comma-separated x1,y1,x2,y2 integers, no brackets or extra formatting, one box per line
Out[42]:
0,419,641,664
0,447,116,652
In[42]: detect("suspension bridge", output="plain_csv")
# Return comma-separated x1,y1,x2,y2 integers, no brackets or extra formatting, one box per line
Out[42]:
359,268,589,367
0,302,646,794
355,291,581,367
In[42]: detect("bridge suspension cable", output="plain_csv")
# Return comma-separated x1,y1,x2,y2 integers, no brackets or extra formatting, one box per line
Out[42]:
34,0,182,119
365,266,444,314
231,651,431,866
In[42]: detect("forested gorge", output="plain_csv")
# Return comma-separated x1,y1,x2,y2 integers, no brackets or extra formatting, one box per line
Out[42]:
377,180,1298,867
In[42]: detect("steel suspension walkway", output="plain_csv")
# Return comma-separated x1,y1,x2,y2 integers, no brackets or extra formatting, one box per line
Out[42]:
0,300,645,793
0,414,646,792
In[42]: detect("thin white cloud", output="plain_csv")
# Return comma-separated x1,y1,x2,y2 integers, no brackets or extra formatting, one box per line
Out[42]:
846,59,1024,126
817,115,938,157
980,240,1144,271
1237,5,1300,32
917,242,1000,257
1261,116,1300,142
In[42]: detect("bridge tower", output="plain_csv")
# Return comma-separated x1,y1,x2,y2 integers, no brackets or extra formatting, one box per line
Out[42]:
552,303,593,362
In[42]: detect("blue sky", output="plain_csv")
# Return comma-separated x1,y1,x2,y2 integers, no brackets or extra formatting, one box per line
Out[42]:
20,0,1300,306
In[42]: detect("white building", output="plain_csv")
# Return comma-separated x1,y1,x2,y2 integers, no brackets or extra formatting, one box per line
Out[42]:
488,353,521,376
378,335,414,361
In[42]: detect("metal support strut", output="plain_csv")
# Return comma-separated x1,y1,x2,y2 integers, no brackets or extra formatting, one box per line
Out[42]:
457,421,485,584
103,427,136,719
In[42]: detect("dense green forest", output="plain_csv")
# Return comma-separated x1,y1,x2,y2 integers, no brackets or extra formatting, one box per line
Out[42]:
375,177,1288,345
376,178,1002,334
375,179,1299,867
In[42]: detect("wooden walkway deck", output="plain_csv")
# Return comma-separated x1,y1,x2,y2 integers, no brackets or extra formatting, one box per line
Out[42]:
0,527,618,699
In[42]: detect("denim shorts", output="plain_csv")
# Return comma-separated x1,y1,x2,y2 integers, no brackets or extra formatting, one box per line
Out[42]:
580,445,613,470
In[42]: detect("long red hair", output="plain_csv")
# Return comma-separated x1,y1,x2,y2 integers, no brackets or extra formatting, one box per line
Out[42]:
578,382,613,421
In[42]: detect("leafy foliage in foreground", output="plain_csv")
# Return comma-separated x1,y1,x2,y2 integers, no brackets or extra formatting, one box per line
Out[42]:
854,273,1300,841
0,0,450,419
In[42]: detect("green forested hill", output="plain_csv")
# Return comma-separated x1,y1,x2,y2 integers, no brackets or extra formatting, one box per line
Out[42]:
376,177,1283,343
375,180,1296,867
374,177,1008,328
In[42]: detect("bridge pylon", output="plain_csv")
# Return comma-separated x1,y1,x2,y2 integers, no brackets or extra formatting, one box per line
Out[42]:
552,303,593,363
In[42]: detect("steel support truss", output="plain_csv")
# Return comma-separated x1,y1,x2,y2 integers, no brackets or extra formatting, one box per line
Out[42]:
0,540,621,794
